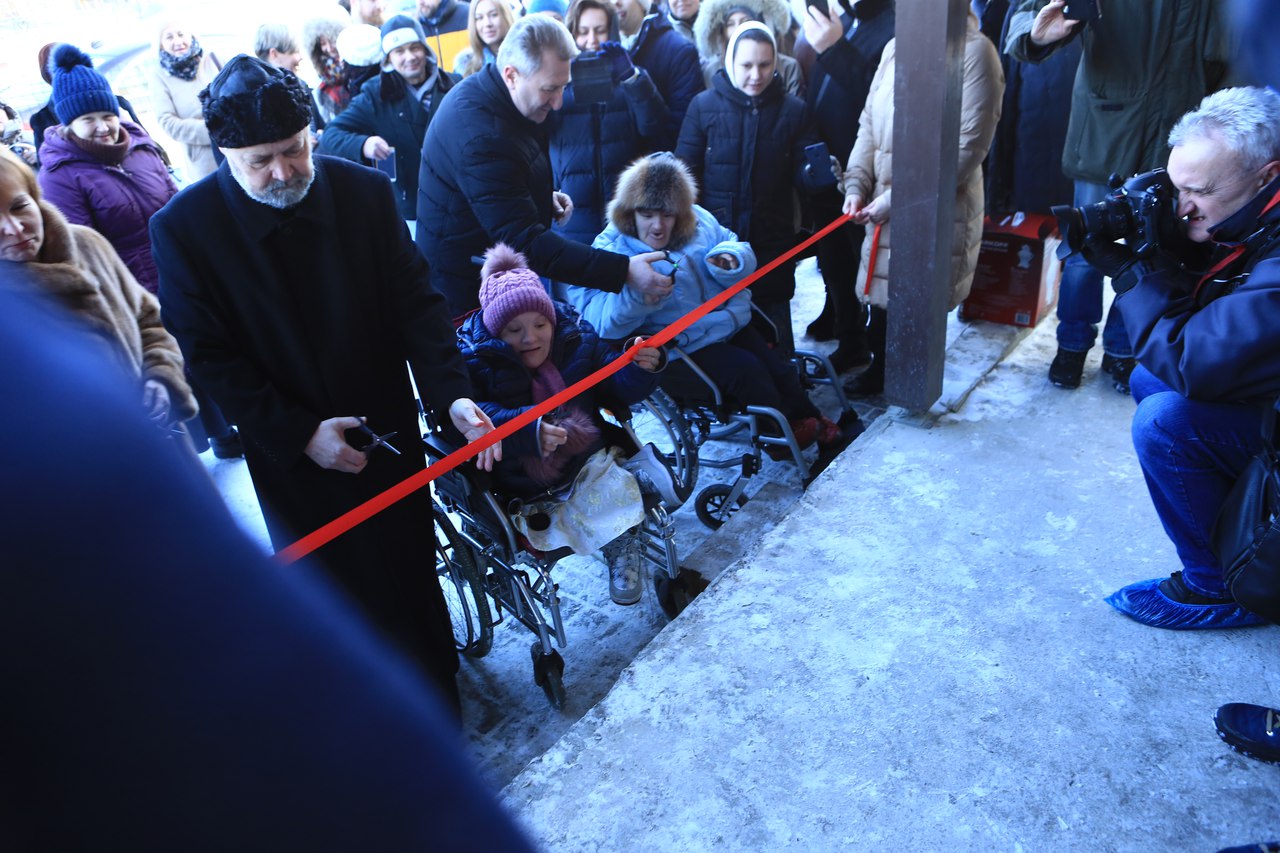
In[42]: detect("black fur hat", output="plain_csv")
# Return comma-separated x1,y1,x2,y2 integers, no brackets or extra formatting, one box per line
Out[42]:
199,54,312,149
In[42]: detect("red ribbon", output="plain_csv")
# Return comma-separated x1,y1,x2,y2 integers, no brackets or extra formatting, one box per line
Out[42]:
276,214,852,564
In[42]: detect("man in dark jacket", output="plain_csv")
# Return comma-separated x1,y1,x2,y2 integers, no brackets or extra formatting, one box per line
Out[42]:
320,16,457,221
1102,86,1280,631
1008,0,1233,393
798,0,893,374
152,56,499,711
418,0,471,70
613,0,703,148
416,14,672,316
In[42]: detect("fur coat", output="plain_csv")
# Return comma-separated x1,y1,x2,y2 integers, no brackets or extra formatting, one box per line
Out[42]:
20,200,196,421
841,13,1004,309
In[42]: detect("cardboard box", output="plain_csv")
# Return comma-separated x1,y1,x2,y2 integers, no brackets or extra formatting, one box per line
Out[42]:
959,212,1062,328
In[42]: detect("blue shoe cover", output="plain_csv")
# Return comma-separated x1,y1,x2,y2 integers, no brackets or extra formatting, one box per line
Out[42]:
1105,577,1268,630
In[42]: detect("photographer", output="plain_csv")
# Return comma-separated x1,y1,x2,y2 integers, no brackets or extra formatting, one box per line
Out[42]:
1006,0,1233,393
1097,86,1280,630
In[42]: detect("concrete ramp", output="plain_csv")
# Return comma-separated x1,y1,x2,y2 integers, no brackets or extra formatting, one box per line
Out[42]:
501,335,1280,851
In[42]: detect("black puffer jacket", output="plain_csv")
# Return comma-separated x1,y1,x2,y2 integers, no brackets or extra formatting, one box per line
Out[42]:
548,66,669,248
675,69,819,301
629,13,704,149
416,65,630,316
804,0,894,164
457,302,658,498
319,68,457,221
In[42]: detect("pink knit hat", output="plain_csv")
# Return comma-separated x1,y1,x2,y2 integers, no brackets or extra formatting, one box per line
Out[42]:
479,243,556,336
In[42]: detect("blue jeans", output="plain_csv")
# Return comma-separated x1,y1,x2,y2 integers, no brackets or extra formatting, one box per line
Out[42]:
1130,365,1266,596
1056,180,1133,356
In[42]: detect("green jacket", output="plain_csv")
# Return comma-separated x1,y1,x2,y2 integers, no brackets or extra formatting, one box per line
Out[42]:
1006,0,1233,184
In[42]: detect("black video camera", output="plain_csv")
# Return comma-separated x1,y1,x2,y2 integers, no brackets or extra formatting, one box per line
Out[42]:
1052,168,1182,261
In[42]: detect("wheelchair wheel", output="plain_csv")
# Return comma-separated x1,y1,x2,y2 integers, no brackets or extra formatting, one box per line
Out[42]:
695,483,749,530
629,388,700,502
435,506,494,658
654,569,700,619
530,641,567,710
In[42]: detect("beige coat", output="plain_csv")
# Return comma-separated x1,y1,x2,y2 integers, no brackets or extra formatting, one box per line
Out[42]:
841,13,1004,309
25,200,197,422
147,53,221,181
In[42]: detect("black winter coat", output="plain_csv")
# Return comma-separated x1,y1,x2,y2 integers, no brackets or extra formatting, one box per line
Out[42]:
629,13,704,150
548,67,669,248
153,156,472,681
458,302,658,498
984,0,1078,214
804,0,894,164
416,65,630,316
319,68,457,221
676,70,820,301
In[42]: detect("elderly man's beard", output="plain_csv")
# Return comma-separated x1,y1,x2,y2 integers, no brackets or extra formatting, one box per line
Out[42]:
229,153,316,209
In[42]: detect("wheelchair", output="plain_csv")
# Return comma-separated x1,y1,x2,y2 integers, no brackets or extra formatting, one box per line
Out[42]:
623,308,858,530
425,415,690,710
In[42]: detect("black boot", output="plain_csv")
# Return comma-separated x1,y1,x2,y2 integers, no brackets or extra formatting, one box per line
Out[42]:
805,296,836,341
842,305,885,396
829,300,871,374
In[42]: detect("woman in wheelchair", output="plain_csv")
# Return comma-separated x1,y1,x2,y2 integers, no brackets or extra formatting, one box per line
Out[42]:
565,151,845,453
457,243,681,605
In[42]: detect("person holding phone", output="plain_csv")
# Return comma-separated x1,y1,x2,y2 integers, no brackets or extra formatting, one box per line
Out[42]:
1006,0,1233,394
675,21,828,354
547,0,670,252
319,16,459,222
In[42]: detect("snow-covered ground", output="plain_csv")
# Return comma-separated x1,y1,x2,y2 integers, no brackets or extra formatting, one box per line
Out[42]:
202,256,1041,787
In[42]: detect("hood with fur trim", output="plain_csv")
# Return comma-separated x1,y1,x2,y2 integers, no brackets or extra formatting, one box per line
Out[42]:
607,153,699,250
694,0,793,63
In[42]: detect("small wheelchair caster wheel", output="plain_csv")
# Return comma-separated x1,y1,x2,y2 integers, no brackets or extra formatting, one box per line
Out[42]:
530,641,567,710
654,569,697,619
695,483,749,530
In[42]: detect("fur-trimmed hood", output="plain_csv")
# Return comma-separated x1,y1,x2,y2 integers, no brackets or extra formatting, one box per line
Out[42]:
607,153,699,250
694,0,793,62
303,13,351,62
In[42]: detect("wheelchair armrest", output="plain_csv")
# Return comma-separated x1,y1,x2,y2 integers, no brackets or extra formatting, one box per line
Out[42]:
421,431,496,495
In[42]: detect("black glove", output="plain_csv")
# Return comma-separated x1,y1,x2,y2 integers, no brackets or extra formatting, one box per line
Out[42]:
600,41,635,85
1080,241,1136,279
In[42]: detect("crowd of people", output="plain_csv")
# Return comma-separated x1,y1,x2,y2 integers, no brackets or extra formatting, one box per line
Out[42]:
5,0,1280,846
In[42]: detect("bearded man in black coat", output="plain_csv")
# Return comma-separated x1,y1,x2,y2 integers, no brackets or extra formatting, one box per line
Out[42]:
152,55,499,712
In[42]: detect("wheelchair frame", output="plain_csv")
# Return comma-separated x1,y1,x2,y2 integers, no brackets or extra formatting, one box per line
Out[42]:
426,429,686,710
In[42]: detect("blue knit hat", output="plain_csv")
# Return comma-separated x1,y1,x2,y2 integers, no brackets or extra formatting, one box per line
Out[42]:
50,44,119,125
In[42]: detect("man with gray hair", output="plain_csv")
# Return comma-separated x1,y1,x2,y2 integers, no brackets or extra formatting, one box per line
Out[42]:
415,14,672,315
1100,86,1280,630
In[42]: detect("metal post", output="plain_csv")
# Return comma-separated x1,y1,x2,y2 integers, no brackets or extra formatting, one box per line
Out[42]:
884,0,968,411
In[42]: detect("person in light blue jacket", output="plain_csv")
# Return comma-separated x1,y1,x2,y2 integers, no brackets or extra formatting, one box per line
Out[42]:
565,151,843,449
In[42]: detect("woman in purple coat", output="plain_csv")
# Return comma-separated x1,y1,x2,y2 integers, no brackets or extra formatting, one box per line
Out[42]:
37,44,178,296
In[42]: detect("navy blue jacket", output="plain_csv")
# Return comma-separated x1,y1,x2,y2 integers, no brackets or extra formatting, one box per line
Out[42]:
984,1,1079,214
319,68,457,221
416,65,630,316
803,0,894,164
458,302,657,498
629,13,704,149
548,66,669,247
675,70,820,301
1118,174,1280,403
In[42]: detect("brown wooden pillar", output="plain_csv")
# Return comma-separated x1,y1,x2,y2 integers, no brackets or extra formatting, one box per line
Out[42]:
884,0,969,411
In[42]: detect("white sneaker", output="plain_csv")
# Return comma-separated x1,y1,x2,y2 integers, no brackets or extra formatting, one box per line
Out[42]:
624,443,683,508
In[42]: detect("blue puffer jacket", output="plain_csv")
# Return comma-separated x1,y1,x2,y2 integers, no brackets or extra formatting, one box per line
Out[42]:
319,68,457,221
566,205,755,353
675,70,819,301
37,122,177,295
1117,174,1280,403
629,13,704,150
548,66,669,248
457,301,658,498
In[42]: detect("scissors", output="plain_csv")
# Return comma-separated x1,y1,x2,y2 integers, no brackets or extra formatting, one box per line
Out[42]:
354,421,402,456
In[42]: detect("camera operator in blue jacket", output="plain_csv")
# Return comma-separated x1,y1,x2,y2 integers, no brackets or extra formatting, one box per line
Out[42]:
1099,87,1280,630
